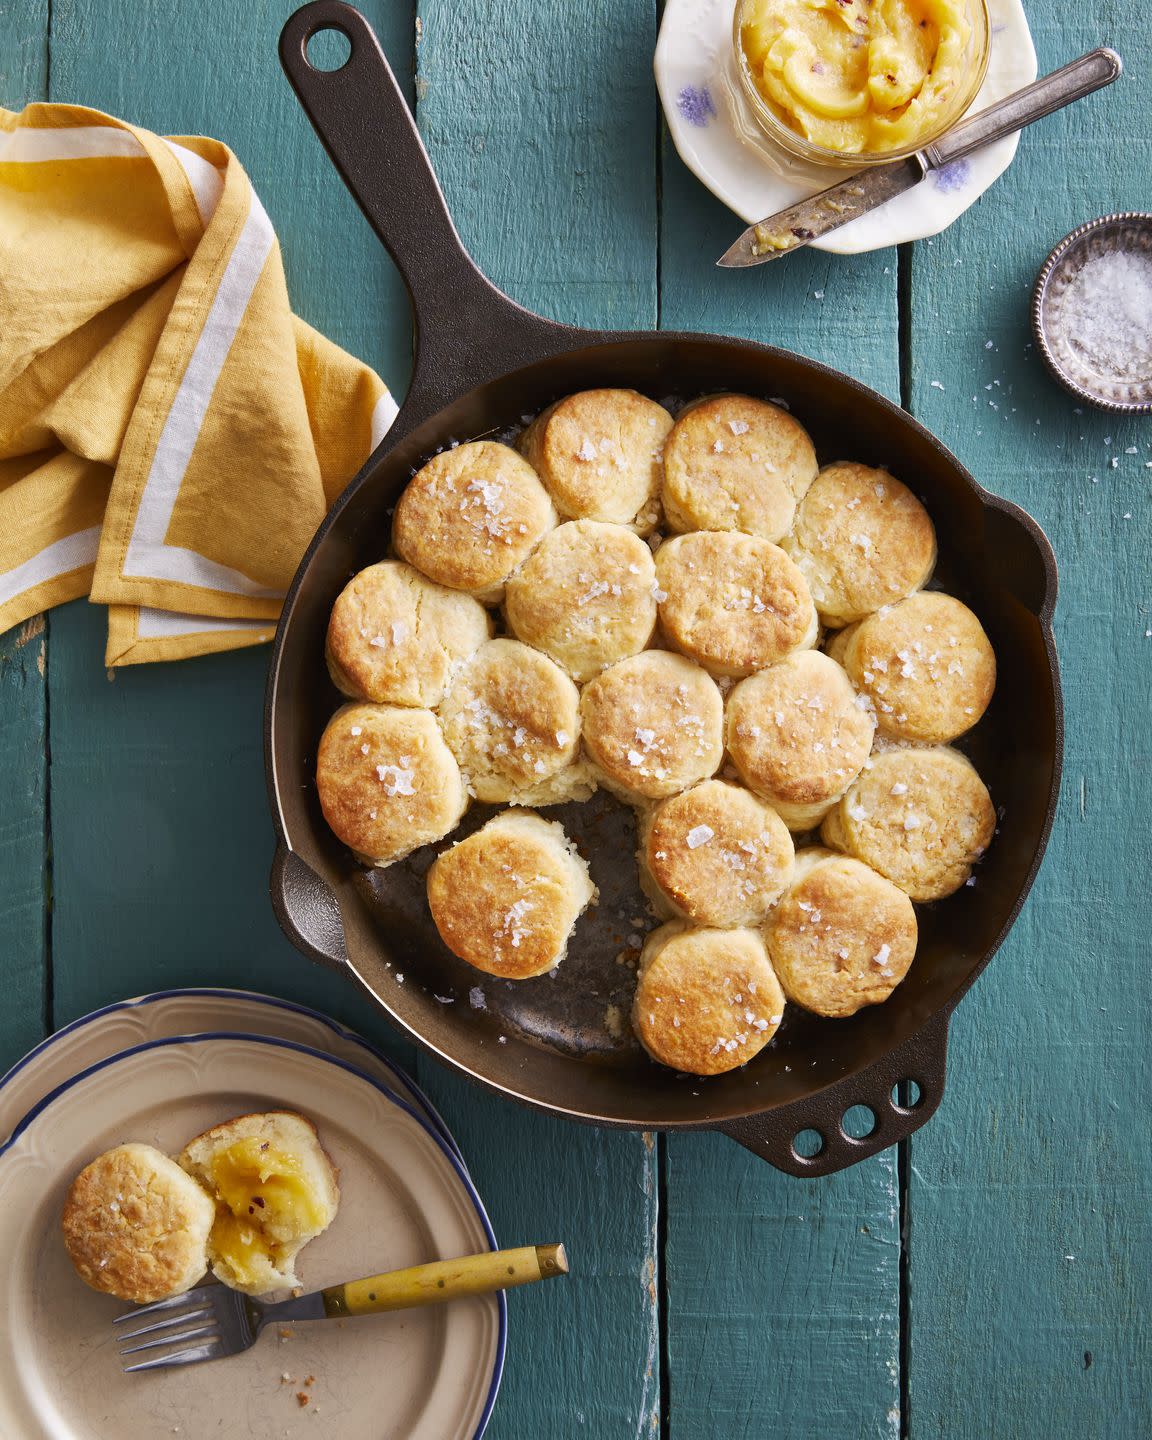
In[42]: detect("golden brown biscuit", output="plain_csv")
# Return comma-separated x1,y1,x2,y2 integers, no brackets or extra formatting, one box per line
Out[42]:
427,811,596,979
580,651,725,800
640,779,795,927
661,394,818,541
829,591,996,743
393,440,557,600
821,745,995,900
654,531,818,677
325,561,491,708
781,462,937,626
632,923,786,1075
316,703,467,866
437,638,593,805
62,1143,213,1303
725,651,875,829
518,388,673,532
504,519,658,681
179,1112,340,1296
764,848,918,1017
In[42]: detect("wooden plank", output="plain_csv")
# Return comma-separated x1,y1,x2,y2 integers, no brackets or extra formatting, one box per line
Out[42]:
659,128,905,1439
0,0,50,1075
41,0,416,1075
904,0,1152,1432
411,3,662,1435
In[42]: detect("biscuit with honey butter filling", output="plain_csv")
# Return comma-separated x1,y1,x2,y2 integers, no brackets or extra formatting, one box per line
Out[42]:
764,848,918,1018
426,811,596,979
640,779,795,928
828,591,996,743
725,651,875,829
326,561,491,708
654,530,818,678
661,394,818,541
580,650,725,801
821,745,995,900
781,462,937,626
504,519,658,681
62,1143,214,1303
316,702,467,866
437,638,593,806
632,923,786,1075
393,440,557,601
178,1111,339,1296
518,389,673,533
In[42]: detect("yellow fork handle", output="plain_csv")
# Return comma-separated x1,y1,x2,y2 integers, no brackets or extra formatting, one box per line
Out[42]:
321,1243,569,1317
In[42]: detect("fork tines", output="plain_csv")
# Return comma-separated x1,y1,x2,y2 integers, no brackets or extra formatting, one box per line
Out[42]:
115,1292,223,1371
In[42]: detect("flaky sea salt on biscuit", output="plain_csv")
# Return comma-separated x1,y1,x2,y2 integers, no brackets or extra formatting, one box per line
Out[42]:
632,923,786,1076
764,848,917,1018
427,811,595,979
826,591,996,743
504,519,658,681
821,745,995,901
640,779,794,928
393,440,557,600
654,531,818,678
438,638,593,806
661,394,817,541
580,650,724,801
316,703,467,866
725,651,875,830
326,560,491,708
518,388,673,533
782,462,937,626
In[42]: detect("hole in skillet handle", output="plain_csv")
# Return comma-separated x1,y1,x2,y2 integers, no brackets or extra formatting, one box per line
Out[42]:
305,24,353,71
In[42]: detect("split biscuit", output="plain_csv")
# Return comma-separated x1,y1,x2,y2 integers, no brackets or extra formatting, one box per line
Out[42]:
326,560,491,708
764,848,918,1017
504,519,658,681
640,779,795,928
393,440,557,601
821,745,995,900
580,650,724,801
316,702,468,866
518,388,673,532
438,638,593,806
781,462,937,626
426,811,595,979
62,1143,214,1303
661,393,818,541
654,530,818,678
632,923,786,1075
725,651,875,829
827,591,996,743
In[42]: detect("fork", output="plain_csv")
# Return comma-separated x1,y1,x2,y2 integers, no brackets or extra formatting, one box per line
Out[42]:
115,1242,568,1371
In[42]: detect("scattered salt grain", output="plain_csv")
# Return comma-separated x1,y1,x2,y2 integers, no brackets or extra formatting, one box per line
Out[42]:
686,824,714,849
469,987,487,1010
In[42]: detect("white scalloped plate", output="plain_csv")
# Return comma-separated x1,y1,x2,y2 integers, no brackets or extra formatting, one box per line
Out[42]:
655,0,1038,253
0,989,460,1161
0,1035,503,1440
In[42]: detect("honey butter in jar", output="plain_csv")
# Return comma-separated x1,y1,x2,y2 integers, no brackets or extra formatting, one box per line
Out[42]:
734,0,990,166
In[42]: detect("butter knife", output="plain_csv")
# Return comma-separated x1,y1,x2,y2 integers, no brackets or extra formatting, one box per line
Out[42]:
717,47,1122,267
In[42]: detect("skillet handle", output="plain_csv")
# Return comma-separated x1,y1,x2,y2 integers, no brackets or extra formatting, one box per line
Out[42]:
714,1012,950,1177
279,2,573,426
270,843,349,974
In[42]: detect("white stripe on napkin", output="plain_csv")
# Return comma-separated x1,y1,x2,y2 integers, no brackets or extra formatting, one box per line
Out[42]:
0,126,146,162
0,526,101,608
370,391,400,450
136,607,272,639
165,141,225,228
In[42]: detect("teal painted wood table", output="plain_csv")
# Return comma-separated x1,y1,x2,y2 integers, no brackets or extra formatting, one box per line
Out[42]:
2,1,1149,1435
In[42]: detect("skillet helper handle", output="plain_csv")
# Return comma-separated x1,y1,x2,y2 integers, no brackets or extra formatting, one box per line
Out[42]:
269,843,348,973
715,1011,950,1177
321,1245,570,1317
925,48,1122,169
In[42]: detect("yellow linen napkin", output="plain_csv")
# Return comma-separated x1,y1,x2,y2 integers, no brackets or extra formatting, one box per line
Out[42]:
0,103,397,665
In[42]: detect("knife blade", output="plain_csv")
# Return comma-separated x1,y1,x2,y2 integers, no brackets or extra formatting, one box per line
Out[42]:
717,47,1123,268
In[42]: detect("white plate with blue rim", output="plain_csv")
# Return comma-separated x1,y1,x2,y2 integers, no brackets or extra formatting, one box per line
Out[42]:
0,988,461,1162
0,1033,505,1440
655,0,1037,253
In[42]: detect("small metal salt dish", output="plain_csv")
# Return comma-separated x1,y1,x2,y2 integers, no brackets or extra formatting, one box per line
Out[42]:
1032,212,1152,415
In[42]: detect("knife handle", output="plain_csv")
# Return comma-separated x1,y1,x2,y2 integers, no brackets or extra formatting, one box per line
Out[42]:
926,48,1122,169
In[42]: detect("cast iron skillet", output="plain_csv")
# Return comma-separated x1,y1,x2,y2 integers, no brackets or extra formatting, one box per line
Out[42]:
267,1,1063,1176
